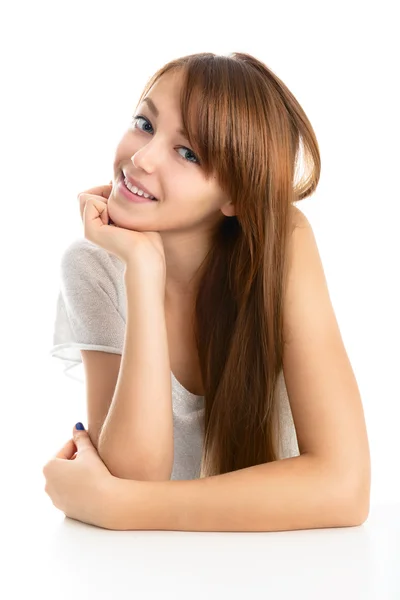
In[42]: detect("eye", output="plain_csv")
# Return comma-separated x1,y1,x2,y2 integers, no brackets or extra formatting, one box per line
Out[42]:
176,147,200,164
132,115,153,134
131,115,201,165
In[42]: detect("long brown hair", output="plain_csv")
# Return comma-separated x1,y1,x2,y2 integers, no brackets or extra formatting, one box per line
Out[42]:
135,52,321,478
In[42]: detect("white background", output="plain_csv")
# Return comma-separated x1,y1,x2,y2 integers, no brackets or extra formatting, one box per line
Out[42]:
1,0,399,597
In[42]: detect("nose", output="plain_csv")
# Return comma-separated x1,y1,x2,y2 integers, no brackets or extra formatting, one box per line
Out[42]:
130,139,165,173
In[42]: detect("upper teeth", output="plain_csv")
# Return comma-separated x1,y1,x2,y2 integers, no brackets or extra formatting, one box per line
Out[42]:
124,177,155,200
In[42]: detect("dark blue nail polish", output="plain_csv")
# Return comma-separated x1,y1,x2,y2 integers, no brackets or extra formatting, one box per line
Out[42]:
75,422,85,430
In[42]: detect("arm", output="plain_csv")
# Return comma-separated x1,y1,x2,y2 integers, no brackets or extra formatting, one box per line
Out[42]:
104,210,371,530
105,454,369,532
98,264,174,481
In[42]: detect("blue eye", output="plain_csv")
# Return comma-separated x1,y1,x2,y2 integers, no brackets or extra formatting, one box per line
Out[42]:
177,147,199,163
131,115,201,165
132,115,153,134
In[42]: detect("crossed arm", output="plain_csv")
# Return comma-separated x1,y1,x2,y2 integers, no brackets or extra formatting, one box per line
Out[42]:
101,209,371,532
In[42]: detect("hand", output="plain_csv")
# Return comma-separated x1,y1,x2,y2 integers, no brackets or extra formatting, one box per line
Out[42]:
78,181,113,222
81,192,166,276
42,424,116,528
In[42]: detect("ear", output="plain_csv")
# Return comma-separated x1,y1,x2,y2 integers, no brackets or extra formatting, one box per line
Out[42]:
221,201,236,218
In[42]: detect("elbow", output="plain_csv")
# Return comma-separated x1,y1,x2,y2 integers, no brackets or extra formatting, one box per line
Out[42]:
110,463,172,481
343,493,370,527
347,459,371,526
97,443,172,482
100,455,171,482
348,482,371,526
335,469,371,527
311,454,371,528
314,449,371,527
109,465,172,482
318,484,370,529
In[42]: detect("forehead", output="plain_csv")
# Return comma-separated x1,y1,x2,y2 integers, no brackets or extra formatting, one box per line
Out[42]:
144,69,185,108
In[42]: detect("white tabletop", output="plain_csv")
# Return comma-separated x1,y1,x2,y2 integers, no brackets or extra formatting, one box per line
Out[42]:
4,494,399,600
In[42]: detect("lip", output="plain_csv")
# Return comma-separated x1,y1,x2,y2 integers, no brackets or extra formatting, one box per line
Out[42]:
121,171,157,199
117,173,157,204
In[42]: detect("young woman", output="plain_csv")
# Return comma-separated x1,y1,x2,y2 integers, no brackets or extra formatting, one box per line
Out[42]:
43,51,371,532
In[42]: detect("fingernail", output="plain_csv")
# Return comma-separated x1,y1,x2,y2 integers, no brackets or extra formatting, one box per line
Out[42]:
75,422,85,430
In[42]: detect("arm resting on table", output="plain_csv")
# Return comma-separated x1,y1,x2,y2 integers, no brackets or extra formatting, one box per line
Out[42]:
106,453,370,531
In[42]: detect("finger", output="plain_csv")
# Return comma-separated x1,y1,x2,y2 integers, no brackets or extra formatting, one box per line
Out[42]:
83,195,109,230
78,184,113,221
80,193,109,224
78,183,113,200
55,438,76,460
79,190,110,223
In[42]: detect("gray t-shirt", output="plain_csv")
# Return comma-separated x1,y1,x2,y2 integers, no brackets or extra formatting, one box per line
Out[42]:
50,238,299,480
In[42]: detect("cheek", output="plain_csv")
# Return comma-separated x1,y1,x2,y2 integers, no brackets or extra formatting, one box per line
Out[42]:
106,193,123,224
113,137,134,167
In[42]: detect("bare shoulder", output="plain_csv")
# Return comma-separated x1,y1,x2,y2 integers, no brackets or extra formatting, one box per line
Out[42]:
289,204,311,231
284,204,318,296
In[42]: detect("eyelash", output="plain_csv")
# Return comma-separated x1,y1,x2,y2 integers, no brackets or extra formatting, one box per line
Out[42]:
131,114,201,165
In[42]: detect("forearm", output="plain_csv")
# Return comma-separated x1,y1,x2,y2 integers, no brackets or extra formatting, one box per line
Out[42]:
98,265,174,481
106,454,369,532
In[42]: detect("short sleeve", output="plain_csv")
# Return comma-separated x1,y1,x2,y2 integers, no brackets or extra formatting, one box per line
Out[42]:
50,238,126,383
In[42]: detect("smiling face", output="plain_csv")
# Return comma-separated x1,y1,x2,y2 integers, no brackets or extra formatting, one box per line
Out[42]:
107,68,235,234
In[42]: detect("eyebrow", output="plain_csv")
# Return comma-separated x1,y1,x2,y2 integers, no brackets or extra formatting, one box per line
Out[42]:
142,97,188,138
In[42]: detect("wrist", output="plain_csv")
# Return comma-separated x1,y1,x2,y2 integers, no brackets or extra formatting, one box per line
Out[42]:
124,262,166,301
102,476,172,531
99,475,119,530
124,256,165,279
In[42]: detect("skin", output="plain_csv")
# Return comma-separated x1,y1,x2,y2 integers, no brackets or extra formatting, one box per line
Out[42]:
44,70,239,523
106,68,236,310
